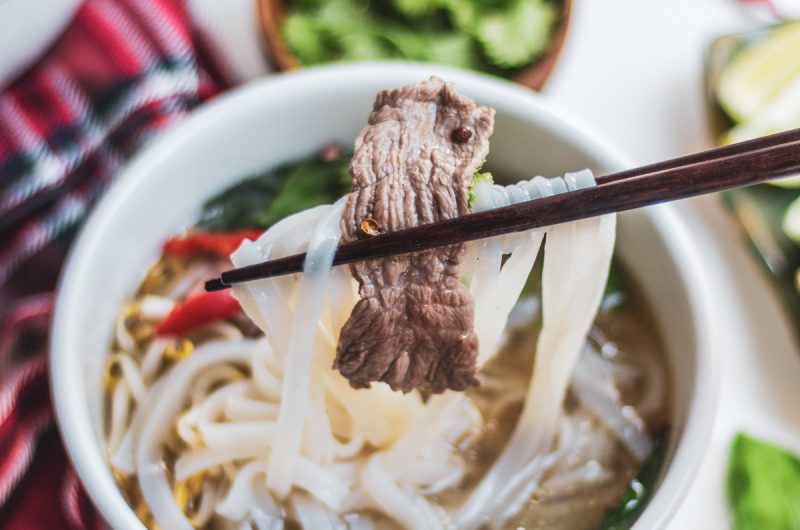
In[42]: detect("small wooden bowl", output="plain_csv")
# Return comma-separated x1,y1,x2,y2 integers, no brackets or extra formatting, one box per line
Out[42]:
258,0,573,91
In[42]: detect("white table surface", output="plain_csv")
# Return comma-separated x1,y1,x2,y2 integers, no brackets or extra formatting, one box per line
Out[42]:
544,1,800,527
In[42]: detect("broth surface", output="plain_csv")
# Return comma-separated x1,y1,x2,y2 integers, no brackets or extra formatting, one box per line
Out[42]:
106,254,670,530
102,152,671,530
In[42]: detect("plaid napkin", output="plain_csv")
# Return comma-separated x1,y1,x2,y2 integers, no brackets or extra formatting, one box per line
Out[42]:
0,0,235,527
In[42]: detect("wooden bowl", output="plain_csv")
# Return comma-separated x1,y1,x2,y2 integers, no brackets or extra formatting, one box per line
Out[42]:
257,0,573,91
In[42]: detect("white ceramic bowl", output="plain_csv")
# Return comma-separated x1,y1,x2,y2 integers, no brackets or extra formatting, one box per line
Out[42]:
51,63,718,530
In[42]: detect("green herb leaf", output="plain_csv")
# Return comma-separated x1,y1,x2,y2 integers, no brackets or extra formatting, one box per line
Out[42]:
601,261,624,311
282,0,558,75
441,0,480,33
198,150,352,232
316,0,371,35
380,28,432,60
313,0,396,60
600,433,667,530
337,32,392,60
477,0,556,68
282,14,327,64
426,33,478,68
392,0,442,18
727,433,800,530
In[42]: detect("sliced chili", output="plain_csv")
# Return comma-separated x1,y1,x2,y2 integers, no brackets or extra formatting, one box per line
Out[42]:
162,229,261,258
155,290,242,337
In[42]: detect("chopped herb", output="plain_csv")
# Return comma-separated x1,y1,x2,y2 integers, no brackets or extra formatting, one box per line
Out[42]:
281,0,558,76
442,0,480,33
476,0,556,69
392,0,442,17
282,13,327,64
467,171,494,207
425,33,477,69
727,432,800,530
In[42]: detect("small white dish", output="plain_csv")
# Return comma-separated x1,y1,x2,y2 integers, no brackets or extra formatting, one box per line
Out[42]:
0,0,83,88
50,62,718,530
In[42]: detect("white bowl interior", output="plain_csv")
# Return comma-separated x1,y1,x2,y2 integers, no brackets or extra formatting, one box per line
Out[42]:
51,63,716,530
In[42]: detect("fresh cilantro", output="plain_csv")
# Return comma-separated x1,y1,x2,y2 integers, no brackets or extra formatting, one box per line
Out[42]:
392,0,443,18
381,28,432,60
468,171,494,207
338,32,392,60
477,0,556,68
441,0,480,33
282,14,327,64
426,33,478,69
281,0,558,75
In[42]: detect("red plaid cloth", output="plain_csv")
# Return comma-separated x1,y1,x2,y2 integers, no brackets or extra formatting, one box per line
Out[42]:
0,0,230,527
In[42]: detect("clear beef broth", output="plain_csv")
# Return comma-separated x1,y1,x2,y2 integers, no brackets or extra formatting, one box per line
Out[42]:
105,155,670,529
420,266,671,530
107,257,670,530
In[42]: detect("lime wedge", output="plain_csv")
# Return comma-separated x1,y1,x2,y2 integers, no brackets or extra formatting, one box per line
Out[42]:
720,75,800,188
717,21,800,123
722,74,800,144
782,195,800,243
770,176,800,189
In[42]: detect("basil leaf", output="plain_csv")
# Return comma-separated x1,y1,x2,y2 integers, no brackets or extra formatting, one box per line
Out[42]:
198,151,352,232
728,433,800,530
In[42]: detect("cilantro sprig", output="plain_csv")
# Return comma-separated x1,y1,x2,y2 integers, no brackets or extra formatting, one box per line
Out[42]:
281,0,558,76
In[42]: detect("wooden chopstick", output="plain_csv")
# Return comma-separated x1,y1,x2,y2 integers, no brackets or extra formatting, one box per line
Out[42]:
596,126,800,184
205,128,800,292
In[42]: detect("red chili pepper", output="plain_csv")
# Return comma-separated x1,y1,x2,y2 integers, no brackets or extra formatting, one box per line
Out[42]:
162,229,262,258
156,290,243,336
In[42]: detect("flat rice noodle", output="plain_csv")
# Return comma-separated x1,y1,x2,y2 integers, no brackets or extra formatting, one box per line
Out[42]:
231,206,329,353
250,481,285,530
175,446,267,481
290,493,346,530
321,370,424,448
264,199,345,498
224,394,281,421
107,380,132,456
361,455,446,530
455,211,616,528
217,460,271,521
113,166,628,530
133,340,258,530
571,348,653,461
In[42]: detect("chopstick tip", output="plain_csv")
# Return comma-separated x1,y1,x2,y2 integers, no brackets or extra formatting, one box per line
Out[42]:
205,278,230,292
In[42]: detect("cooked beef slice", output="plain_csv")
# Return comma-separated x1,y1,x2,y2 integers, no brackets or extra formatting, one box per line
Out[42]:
334,77,495,393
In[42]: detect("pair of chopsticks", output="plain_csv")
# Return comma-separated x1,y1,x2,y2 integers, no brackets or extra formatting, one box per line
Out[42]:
206,127,800,292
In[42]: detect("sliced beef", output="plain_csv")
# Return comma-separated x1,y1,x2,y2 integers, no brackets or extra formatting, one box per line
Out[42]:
334,77,495,394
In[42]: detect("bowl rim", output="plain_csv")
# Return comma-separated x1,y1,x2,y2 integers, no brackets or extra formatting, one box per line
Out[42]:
50,62,719,530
